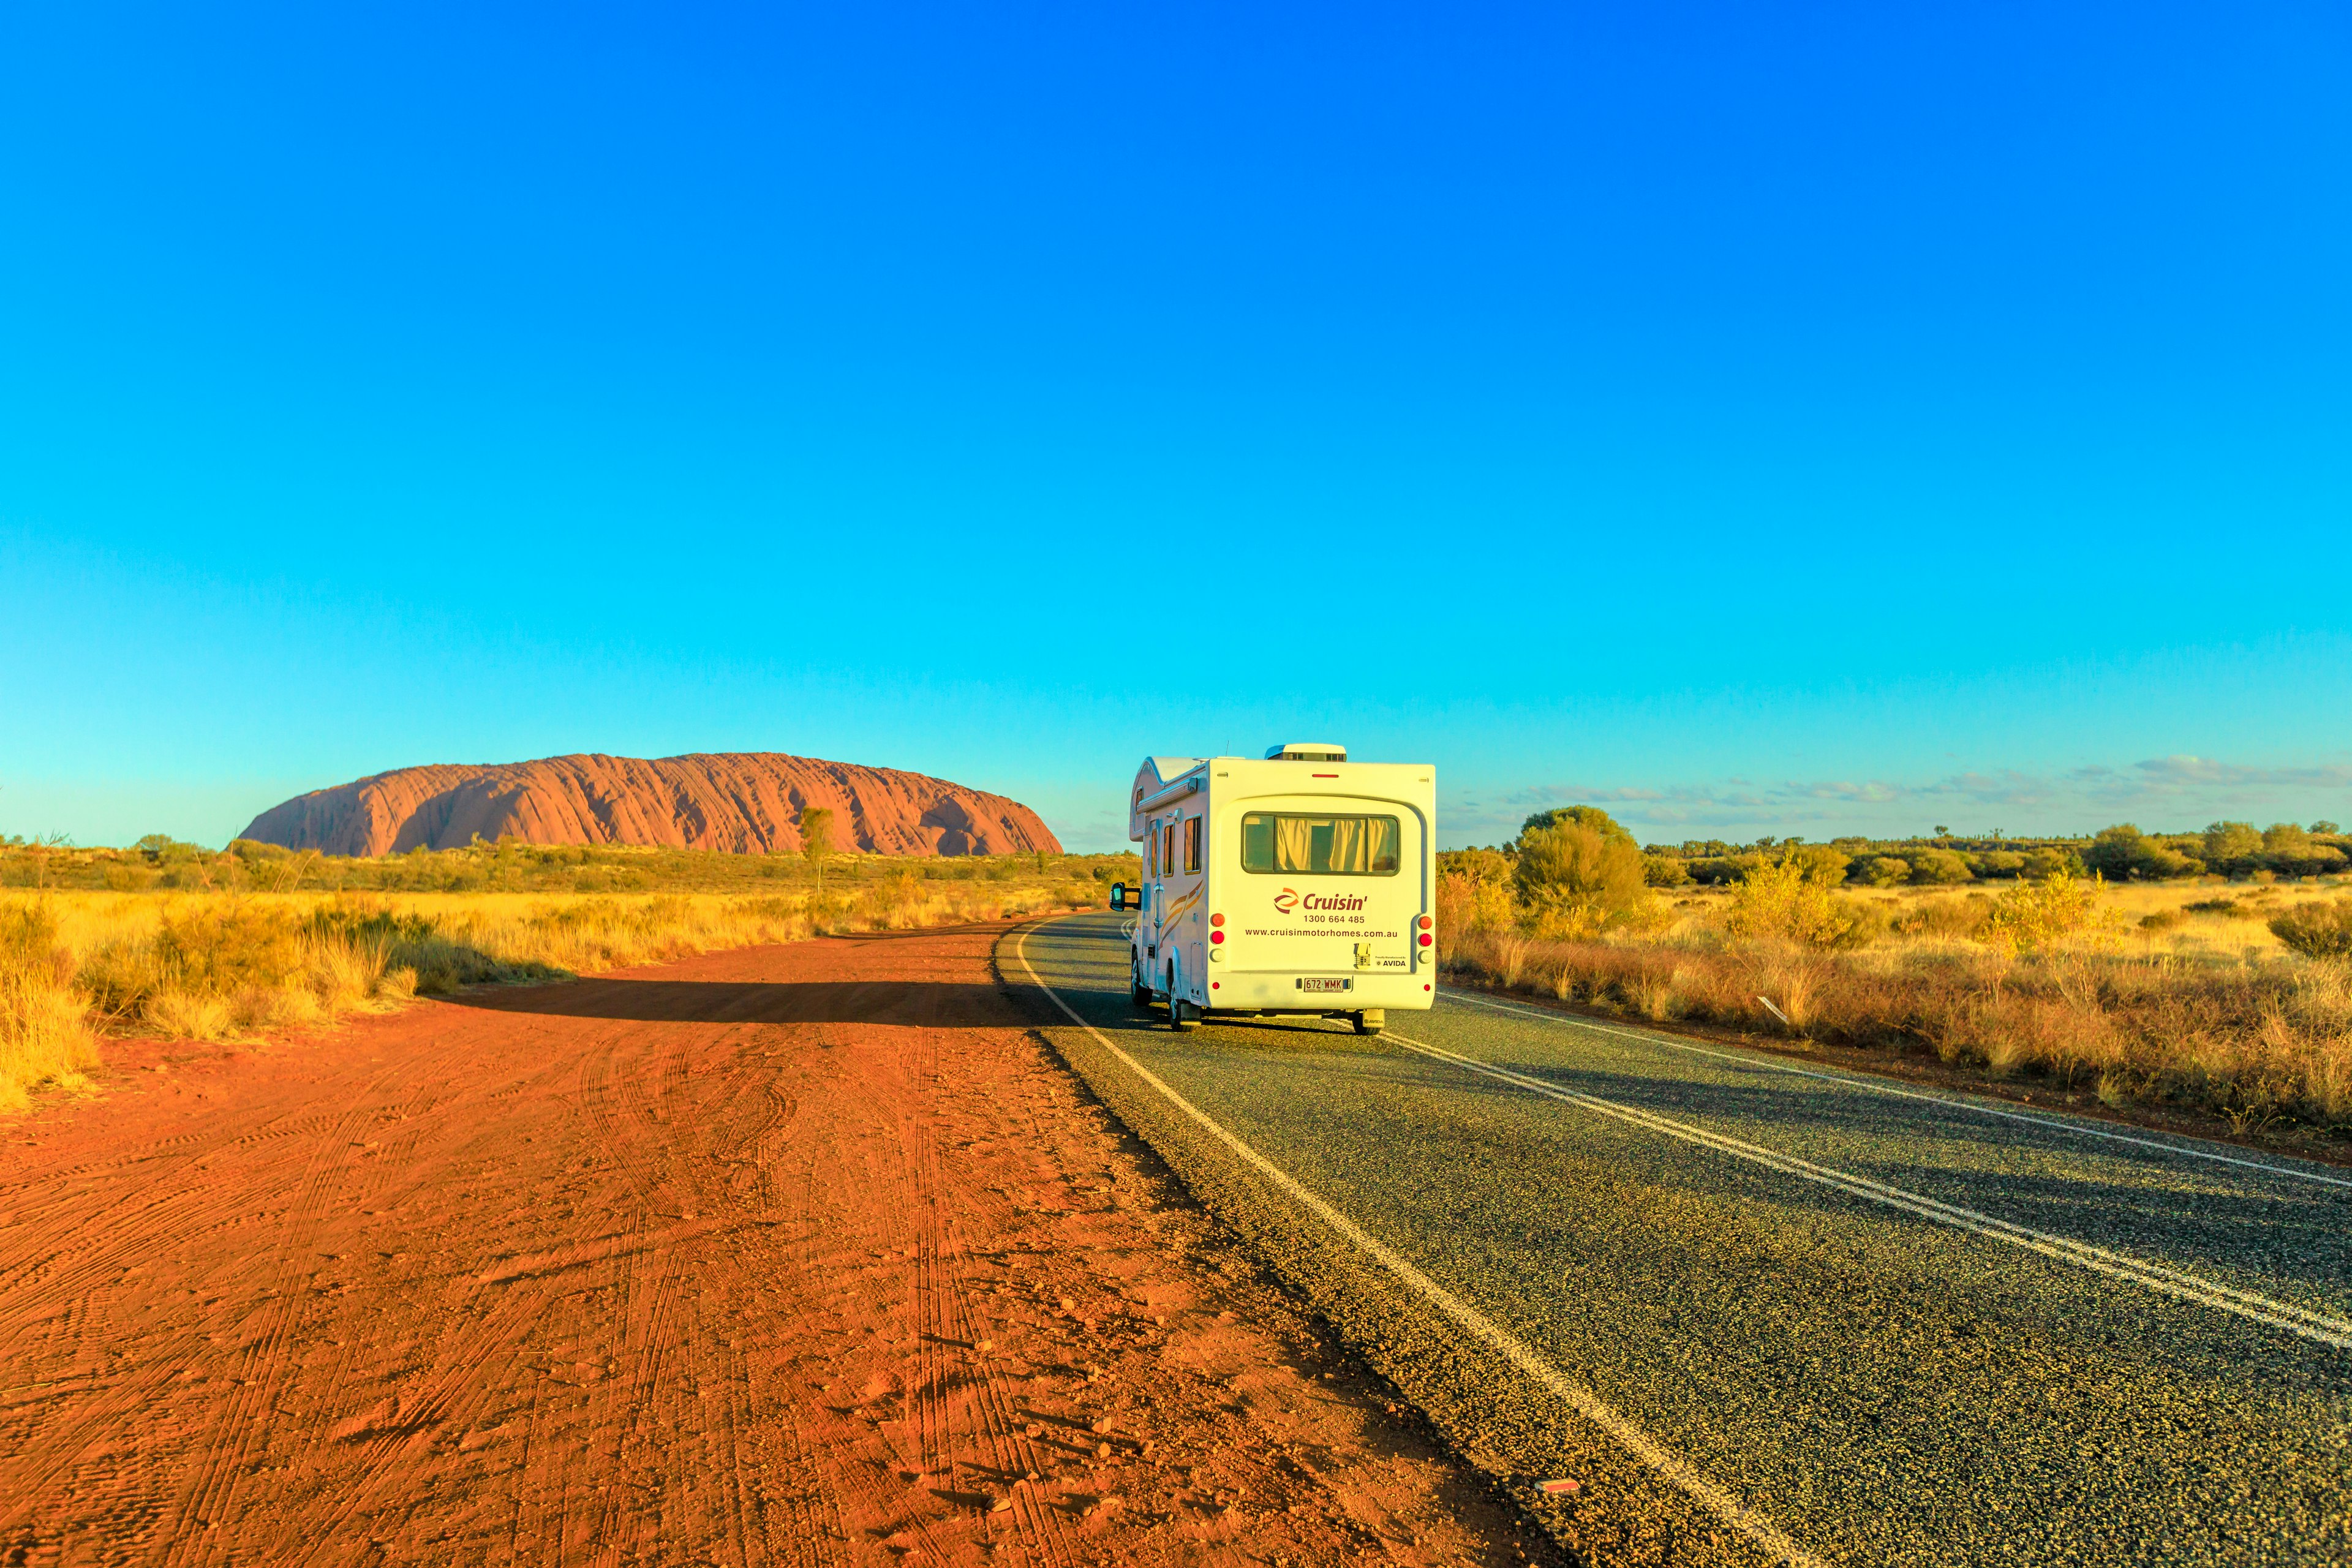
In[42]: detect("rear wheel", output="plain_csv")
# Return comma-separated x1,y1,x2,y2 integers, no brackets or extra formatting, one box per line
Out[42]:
1131,960,1154,1011
1167,962,1200,1031
1352,1009,1385,1036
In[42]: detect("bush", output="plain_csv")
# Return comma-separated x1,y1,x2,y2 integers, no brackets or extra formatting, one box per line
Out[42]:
1969,851,2027,878
1831,896,1893,946
1439,847,1513,887
1513,815,1651,935
1908,850,1974,885
154,903,304,993
1787,844,1851,885
2271,899,2352,960
2260,823,2348,878
1854,856,1910,887
0,904,97,1109
1641,853,1693,888
2203,821,2265,876
1979,868,2111,953
1520,805,1634,841
2084,824,2195,881
2184,897,2252,917
2021,846,2084,880
1725,850,1853,946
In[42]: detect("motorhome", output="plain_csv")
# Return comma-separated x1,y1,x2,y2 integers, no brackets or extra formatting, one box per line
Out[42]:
1110,743,1437,1033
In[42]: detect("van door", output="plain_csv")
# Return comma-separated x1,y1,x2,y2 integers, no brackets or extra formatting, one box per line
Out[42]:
1147,815,1164,970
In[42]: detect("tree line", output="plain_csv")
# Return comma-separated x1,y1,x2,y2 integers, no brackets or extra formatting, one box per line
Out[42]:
1447,815,2351,894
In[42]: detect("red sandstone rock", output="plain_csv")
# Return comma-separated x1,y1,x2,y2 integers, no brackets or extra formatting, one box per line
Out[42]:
239,752,1061,858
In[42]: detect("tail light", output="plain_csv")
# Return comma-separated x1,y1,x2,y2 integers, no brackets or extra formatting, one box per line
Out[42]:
1210,929,1225,944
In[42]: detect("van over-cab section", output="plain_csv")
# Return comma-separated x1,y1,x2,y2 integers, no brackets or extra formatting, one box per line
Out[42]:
1109,744,1438,1034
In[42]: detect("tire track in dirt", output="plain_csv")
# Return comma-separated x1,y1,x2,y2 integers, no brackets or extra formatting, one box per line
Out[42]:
2,922,1561,1568
0,1047,439,1560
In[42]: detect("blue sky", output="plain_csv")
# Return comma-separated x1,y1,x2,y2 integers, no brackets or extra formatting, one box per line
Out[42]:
4,2,2348,853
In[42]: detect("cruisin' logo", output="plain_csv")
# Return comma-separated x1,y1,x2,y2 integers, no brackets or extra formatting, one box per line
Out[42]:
1273,888,1370,914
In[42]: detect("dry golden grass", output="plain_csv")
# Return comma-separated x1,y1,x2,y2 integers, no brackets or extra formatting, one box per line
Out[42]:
1439,872,2352,1140
0,875,1093,1110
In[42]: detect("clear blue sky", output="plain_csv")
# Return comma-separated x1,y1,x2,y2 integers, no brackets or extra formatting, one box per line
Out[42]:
4,2,2348,853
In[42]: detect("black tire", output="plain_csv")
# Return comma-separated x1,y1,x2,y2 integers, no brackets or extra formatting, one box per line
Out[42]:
1131,962,1154,1011
1166,962,1200,1030
1352,1010,1384,1036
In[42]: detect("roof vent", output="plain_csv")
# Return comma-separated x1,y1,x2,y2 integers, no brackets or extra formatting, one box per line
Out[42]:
1266,742,1348,762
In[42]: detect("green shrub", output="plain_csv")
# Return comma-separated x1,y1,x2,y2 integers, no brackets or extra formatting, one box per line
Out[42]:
2271,899,2352,960
1787,844,1851,885
1513,816,1651,933
1725,850,1853,946
1854,856,1910,887
2084,824,2195,881
2202,821,2265,875
1641,853,1693,888
1909,850,1974,885
2260,823,2347,878
1520,805,1635,842
1439,847,1514,886
2021,846,2084,879
1980,869,2113,952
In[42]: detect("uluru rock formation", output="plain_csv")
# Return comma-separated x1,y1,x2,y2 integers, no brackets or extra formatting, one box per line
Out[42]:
240,752,1063,858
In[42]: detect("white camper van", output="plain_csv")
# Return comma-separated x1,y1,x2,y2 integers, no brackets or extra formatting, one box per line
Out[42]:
1110,744,1437,1034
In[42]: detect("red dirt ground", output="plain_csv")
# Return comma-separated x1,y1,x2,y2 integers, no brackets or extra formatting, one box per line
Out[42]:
0,921,1553,1567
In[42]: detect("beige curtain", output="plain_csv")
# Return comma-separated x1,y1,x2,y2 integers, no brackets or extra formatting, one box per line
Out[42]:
1366,816,1398,871
1326,817,1364,872
1275,816,1313,871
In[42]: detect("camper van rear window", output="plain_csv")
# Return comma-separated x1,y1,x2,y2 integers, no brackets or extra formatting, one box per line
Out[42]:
1239,813,1401,876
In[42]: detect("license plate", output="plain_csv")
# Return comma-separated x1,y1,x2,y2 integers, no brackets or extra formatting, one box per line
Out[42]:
1296,978,1352,993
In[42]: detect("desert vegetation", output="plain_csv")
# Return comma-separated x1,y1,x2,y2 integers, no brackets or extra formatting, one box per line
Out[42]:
0,840,1133,1110
1441,812,2352,1148
1567,817,2352,891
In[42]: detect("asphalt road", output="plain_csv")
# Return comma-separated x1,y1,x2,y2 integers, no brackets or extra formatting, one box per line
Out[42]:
1005,912,2352,1568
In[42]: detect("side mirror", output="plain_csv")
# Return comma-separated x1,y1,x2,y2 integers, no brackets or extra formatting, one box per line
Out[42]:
1109,883,1127,910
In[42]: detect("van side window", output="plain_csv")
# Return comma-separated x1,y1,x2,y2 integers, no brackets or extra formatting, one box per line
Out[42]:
1147,831,1158,878
1184,816,1201,873
1163,822,1175,877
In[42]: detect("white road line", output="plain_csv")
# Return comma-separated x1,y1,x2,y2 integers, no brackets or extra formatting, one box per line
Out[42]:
1385,1028,2352,1352
1011,925,1829,1568
1441,988,2352,1191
